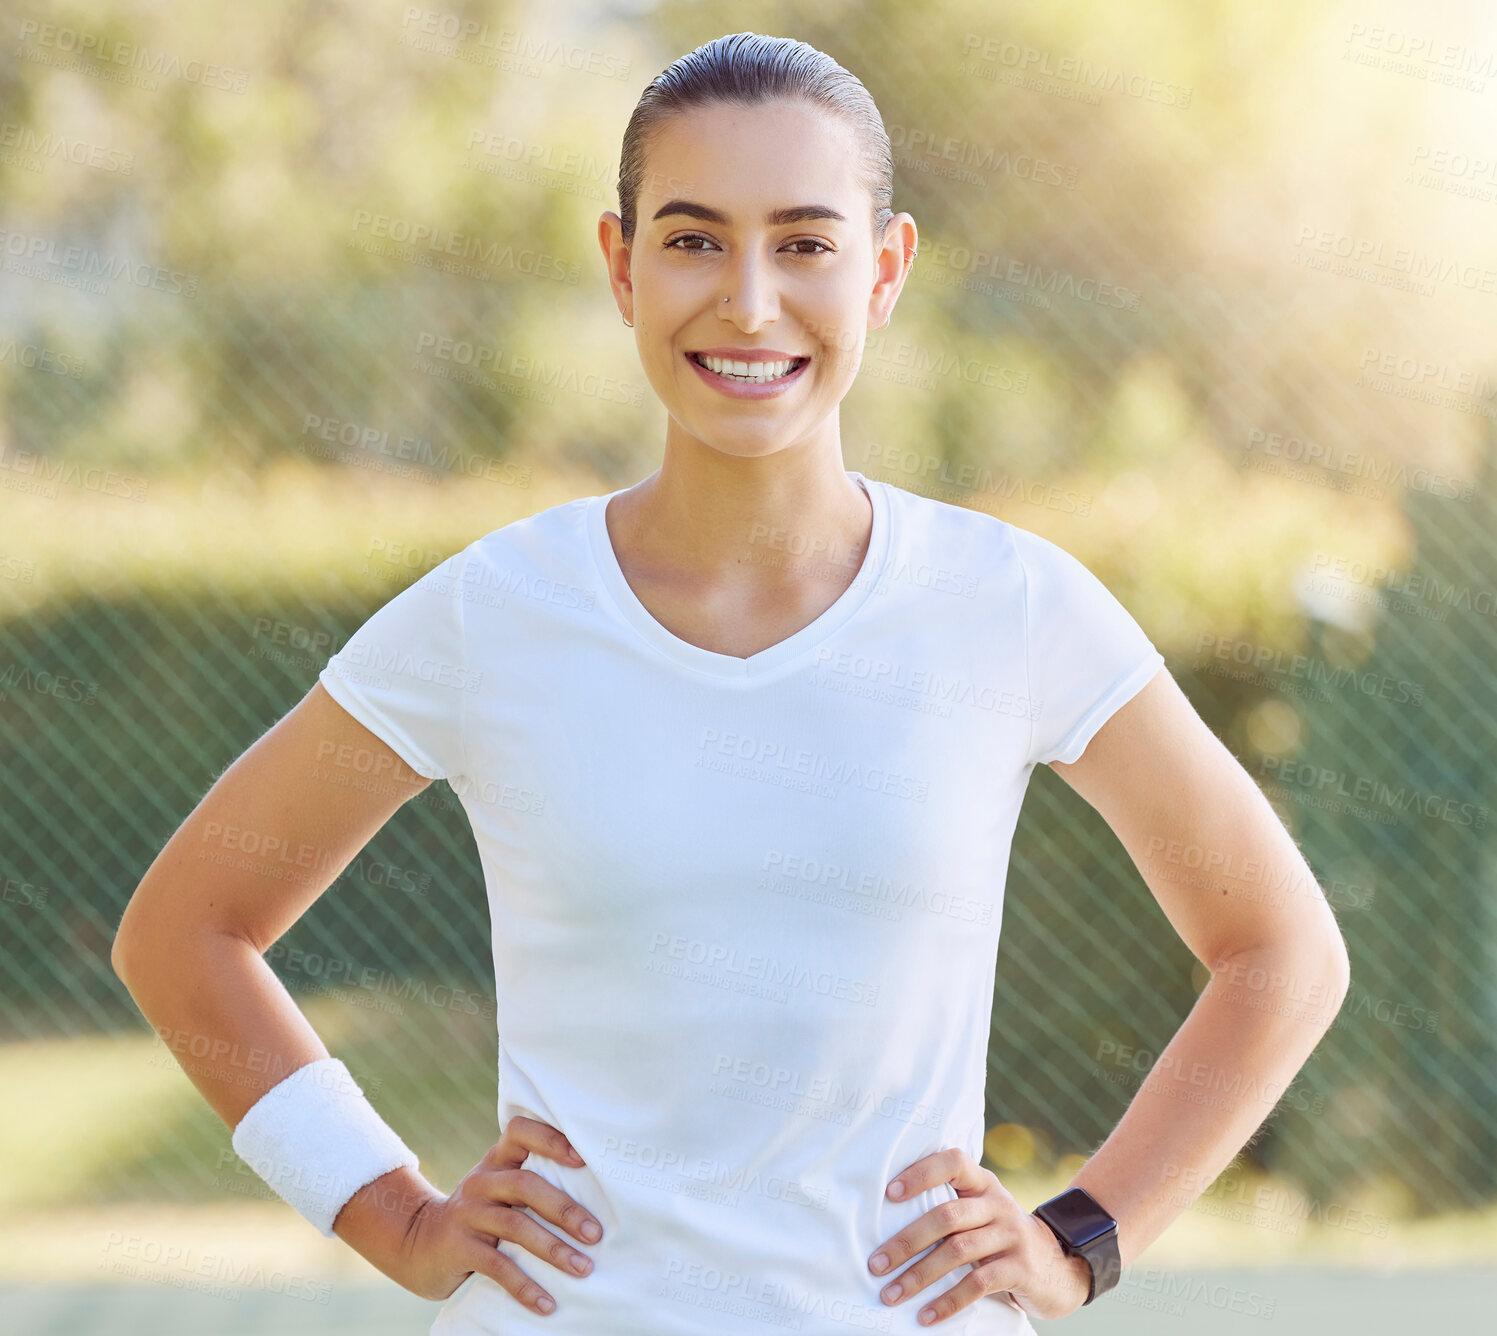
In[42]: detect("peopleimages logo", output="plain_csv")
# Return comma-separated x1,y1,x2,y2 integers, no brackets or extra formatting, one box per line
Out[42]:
645,932,881,1008
659,1256,893,1331
348,209,581,284
709,1053,946,1128
337,644,483,693
597,1137,830,1210
0,121,134,174
1194,633,1426,706
810,646,1043,720
0,228,198,296
760,849,994,926
98,1233,329,1304
15,20,251,92
398,7,632,80
1260,756,1488,829
695,729,930,803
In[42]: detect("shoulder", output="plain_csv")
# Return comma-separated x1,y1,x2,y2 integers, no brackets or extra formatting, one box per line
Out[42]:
871,475,1097,587
457,492,595,571
424,492,601,618
870,473,1019,576
877,477,1143,652
1003,519,1098,588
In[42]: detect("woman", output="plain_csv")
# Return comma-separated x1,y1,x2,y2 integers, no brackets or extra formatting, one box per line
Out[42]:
113,32,1351,1335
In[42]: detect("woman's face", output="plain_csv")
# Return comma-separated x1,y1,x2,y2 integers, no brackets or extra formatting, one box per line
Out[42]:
601,98,911,461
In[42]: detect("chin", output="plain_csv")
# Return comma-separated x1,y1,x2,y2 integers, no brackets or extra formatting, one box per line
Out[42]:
701,434,798,459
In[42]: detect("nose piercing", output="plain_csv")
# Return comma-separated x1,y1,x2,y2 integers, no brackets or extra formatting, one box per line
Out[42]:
724,296,729,302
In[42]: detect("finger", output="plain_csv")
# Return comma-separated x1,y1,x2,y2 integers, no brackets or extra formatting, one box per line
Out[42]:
869,1193,987,1281
877,1223,1007,1309
493,1116,587,1169
484,1166,604,1245
910,1257,1017,1327
465,1202,595,1278
462,1240,558,1316
886,1147,968,1202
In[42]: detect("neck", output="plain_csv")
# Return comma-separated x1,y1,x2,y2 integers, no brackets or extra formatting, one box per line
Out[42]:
614,434,872,586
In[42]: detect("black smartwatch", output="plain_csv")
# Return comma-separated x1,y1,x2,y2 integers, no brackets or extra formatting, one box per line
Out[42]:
1031,1187,1121,1305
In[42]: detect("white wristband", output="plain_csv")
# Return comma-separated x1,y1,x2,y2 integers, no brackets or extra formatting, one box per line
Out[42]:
230,1056,419,1237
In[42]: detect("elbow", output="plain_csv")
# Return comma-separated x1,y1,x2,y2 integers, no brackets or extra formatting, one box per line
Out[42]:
1292,922,1352,1020
1312,893,1353,1001
110,889,150,987
112,897,256,993
1213,922,1353,1007
1302,924,1353,1004
1313,936,1352,1034
1323,929,1353,1002
110,918,138,987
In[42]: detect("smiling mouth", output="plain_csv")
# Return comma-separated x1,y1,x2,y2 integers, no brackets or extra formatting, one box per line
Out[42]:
688,353,809,384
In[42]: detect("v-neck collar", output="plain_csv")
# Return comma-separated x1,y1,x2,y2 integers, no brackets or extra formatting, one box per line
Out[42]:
586,471,892,681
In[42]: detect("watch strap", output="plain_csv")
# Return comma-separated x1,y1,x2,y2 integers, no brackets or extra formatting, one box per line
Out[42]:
1032,1187,1121,1306
1074,1226,1121,1304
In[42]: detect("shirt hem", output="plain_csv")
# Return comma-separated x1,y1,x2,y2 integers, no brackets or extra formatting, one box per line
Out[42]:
1042,650,1164,767
317,660,445,782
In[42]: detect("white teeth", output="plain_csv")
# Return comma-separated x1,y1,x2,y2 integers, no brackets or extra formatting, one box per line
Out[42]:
696,354,802,383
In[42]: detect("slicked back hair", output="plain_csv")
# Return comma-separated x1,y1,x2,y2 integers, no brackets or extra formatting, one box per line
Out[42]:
617,32,894,253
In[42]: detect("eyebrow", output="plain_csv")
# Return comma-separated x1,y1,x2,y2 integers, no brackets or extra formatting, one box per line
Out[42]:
650,200,847,226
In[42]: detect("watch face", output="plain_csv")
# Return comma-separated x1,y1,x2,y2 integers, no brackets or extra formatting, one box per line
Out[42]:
1039,1189,1116,1248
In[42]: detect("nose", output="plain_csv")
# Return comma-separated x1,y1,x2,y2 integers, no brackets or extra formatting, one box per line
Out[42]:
720,252,778,330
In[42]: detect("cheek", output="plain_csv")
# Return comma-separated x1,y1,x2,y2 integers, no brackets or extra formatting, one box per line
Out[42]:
804,295,871,373
816,331,866,382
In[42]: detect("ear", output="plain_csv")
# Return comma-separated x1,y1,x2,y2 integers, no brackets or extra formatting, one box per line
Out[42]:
598,211,633,319
870,212,918,330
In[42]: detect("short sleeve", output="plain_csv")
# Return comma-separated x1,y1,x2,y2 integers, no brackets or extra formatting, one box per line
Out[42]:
316,546,475,782
1015,526,1164,767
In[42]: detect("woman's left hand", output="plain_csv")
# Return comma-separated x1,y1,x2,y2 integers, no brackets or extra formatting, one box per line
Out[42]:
867,1148,1094,1325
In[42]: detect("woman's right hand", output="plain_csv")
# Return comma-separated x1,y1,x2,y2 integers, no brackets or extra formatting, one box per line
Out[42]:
402,1115,604,1313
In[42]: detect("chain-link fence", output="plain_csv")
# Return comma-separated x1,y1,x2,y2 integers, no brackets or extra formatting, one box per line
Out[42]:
2,0,1495,1267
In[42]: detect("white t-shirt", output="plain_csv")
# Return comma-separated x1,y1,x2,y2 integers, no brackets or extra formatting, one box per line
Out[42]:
317,471,1163,1336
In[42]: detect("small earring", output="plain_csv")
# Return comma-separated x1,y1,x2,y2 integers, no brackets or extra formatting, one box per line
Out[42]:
723,296,729,303
621,312,633,327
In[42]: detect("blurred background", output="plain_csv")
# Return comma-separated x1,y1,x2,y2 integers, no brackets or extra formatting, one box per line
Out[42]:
3,0,1495,1331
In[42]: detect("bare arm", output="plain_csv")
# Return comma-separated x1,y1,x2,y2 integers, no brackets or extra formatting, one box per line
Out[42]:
112,681,605,1309
111,681,443,1282
1046,667,1352,1266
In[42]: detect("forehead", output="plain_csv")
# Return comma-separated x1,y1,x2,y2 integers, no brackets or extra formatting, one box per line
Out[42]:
637,100,867,222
